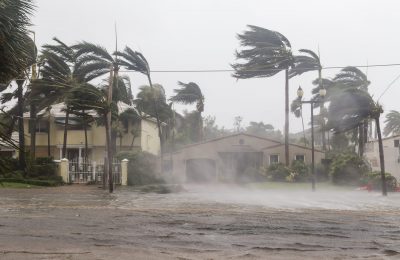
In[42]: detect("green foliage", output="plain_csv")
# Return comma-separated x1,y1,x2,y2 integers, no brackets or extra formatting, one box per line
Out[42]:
361,172,398,192
329,153,369,185
116,151,164,186
0,178,62,187
26,157,60,181
0,157,19,176
266,163,291,181
286,160,309,182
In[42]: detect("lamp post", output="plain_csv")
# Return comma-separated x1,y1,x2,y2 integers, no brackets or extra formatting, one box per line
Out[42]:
297,86,326,191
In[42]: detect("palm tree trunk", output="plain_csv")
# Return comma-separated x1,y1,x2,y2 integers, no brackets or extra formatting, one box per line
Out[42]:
29,104,36,160
375,116,387,196
62,108,70,158
83,112,88,170
107,68,115,193
318,69,327,151
147,74,164,174
284,68,289,166
47,111,51,157
358,124,364,157
16,79,26,172
198,111,203,142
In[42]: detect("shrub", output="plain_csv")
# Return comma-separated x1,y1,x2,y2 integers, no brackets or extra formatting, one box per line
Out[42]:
286,160,309,182
267,163,290,181
237,166,266,183
329,152,369,185
361,171,398,192
0,157,19,176
27,157,57,180
117,151,164,186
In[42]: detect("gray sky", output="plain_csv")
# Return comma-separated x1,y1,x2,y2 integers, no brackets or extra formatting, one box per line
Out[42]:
31,0,400,133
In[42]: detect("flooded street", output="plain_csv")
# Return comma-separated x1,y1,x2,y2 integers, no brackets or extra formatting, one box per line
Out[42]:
0,185,400,259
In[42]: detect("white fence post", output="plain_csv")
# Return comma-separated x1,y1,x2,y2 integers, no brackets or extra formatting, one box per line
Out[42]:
121,159,128,186
60,158,69,183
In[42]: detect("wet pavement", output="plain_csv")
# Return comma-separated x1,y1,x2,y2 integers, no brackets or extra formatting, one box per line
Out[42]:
0,185,399,259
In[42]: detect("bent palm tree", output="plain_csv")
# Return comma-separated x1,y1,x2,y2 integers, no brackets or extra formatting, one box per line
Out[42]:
327,88,387,196
333,67,370,156
232,25,294,166
170,81,204,142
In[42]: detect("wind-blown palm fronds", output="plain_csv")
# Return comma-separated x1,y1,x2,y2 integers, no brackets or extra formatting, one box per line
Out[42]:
384,110,400,136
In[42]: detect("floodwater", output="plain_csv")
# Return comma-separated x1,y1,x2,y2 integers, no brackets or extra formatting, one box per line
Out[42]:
0,185,399,259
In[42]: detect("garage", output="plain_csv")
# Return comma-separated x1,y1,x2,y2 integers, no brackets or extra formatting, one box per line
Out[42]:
186,158,216,183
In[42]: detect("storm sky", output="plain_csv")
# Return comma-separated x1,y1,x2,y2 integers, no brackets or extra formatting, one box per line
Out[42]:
31,0,400,133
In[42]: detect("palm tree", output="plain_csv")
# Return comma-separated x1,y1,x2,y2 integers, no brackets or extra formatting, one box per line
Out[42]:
74,41,122,192
327,88,387,196
333,67,370,156
170,81,204,142
116,47,165,159
232,25,294,166
384,110,400,136
289,49,327,150
32,38,85,159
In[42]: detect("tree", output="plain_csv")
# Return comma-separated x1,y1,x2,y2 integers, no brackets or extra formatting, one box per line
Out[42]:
170,81,204,142
232,25,294,166
326,88,387,196
289,49,327,150
116,46,165,171
384,110,400,136
332,67,370,157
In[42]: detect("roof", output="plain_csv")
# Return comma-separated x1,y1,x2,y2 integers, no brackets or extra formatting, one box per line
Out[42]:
23,102,159,124
173,132,325,154
367,134,400,143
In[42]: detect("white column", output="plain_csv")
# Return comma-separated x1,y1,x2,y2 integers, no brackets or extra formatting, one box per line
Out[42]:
60,158,69,183
78,147,82,167
121,159,129,186
59,147,62,160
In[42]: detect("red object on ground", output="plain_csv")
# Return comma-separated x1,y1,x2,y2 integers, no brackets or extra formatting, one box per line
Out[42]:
395,187,400,192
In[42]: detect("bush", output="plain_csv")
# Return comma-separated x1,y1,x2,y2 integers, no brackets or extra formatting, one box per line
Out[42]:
286,160,309,182
267,163,290,181
361,171,398,192
329,152,369,185
0,157,19,176
117,151,164,186
27,157,57,180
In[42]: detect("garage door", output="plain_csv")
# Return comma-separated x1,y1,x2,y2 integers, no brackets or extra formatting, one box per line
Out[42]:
186,159,216,183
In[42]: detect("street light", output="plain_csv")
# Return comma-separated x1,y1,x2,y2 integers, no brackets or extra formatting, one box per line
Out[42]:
297,86,326,191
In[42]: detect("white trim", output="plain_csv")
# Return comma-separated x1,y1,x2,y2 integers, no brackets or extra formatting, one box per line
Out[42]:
294,154,305,162
269,154,280,164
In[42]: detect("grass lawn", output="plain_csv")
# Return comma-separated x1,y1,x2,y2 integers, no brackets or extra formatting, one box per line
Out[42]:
247,181,355,191
0,182,42,189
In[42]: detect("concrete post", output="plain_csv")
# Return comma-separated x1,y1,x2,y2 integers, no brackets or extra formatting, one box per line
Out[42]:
121,159,128,186
60,158,69,183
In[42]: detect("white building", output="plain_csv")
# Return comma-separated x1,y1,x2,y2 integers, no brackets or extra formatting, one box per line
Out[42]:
365,135,400,180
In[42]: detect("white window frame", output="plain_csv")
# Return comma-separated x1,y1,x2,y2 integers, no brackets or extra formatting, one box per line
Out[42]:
269,154,280,164
294,154,305,162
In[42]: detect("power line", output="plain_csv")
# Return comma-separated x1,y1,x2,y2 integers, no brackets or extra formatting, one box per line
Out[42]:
377,72,400,101
116,63,400,73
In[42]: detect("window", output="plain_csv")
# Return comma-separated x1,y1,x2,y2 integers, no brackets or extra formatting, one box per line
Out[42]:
35,120,49,133
295,154,305,162
394,140,399,148
269,154,279,164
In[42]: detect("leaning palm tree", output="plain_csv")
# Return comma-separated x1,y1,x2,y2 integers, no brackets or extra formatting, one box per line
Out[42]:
232,25,294,166
117,46,166,171
333,66,370,156
327,88,387,196
384,110,400,137
170,81,204,142
289,49,328,150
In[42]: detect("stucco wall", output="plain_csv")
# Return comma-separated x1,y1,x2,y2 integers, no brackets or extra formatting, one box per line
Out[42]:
140,119,160,155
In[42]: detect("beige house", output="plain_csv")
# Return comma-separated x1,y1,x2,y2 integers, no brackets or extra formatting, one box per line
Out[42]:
18,102,160,162
365,135,400,180
168,133,325,183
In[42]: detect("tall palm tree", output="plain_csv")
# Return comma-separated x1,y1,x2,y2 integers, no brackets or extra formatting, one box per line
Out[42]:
384,110,400,136
170,81,204,142
327,88,387,196
74,42,125,192
32,38,85,159
333,67,370,156
232,25,294,166
117,46,169,171
289,49,328,150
